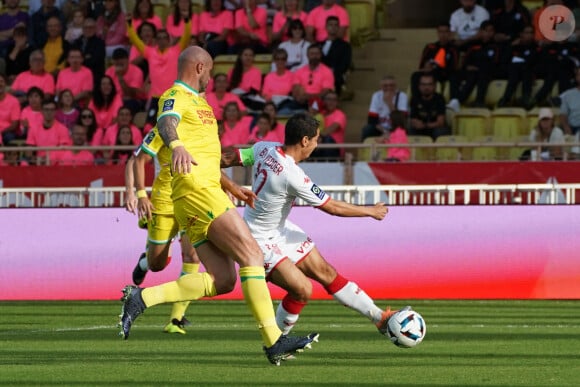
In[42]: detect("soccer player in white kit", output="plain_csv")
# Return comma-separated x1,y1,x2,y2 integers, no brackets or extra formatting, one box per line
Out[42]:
222,113,410,335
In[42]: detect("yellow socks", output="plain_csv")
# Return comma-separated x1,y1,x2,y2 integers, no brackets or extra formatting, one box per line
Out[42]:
168,263,200,321
239,266,281,347
142,272,217,307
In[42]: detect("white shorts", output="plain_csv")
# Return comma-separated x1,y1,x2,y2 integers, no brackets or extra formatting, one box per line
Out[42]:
255,220,315,277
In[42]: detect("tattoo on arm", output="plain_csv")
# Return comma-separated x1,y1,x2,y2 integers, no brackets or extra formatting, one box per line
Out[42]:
157,115,180,147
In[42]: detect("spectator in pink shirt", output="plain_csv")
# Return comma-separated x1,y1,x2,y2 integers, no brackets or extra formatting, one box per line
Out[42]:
228,47,263,109
220,101,253,147
109,124,134,165
129,21,156,78
127,17,191,124
312,90,345,159
97,0,128,58
248,112,283,144
292,44,334,109
382,110,410,162
77,107,99,145
19,87,44,141
0,73,22,145
101,106,143,154
25,99,72,165
205,72,246,120
271,0,307,44
263,101,286,141
55,89,79,133
52,124,95,166
10,50,55,104
105,47,145,113
166,0,200,45
131,0,164,33
233,0,269,54
55,47,94,106
305,0,349,43
198,0,233,58
88,75,124,130
262,48,298,113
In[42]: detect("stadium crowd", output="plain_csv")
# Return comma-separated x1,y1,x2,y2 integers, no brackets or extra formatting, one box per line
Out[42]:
0,0,579,166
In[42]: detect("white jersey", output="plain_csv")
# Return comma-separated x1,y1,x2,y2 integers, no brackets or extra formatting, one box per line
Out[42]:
239,141,330,239
449,5,489,40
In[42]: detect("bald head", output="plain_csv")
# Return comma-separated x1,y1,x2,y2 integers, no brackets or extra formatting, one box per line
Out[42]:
177,46,213,92
178,46,212,73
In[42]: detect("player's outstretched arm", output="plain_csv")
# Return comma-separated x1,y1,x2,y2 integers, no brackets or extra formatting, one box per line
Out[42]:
124,156,138,214
157,115,197,174
320,199,388,221
219,171,257,209
133,151,156,220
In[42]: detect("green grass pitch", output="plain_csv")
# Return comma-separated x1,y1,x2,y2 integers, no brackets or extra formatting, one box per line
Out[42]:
1,300,580,386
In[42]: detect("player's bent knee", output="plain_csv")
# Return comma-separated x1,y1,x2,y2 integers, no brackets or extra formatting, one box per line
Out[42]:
214,276,237,294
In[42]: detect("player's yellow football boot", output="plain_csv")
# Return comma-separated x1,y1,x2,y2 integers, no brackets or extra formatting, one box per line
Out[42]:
163,318,187,334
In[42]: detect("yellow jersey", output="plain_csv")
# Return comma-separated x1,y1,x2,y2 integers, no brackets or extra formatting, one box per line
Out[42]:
156,81,221,201
137,129,173,215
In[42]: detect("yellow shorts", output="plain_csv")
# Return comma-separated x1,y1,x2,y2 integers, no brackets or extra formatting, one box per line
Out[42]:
147,213,180,245
174,187,233,247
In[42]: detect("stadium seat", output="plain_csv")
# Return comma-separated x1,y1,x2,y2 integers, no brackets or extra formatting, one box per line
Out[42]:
485,80,507,108
434,135,467,161
254,54,273,75
508,135,530,160
212,55,237,76
153,4,168,22
453,108,491,140
191,0,204,13
407,135,433,161
358,136,386,161
469,135,500,161
344,0,376,46
491,107,526,140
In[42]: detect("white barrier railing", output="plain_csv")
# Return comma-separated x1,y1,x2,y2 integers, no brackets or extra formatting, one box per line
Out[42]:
1,183,579,207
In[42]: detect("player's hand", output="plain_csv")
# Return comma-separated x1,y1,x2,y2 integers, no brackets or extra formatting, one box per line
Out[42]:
370,202,388,220
125,191,138,214
137,196,155,220
233,186,258,209
171,146,197,174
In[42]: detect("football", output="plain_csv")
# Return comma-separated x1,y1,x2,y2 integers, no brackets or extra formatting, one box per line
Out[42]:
387,309,426,348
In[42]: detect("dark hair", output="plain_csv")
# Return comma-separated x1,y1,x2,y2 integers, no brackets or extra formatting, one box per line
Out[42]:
27,86,45,100
286,19,305,39
42,98,57,108
133,0,154,20
307,43,321,54
112,47,129,60
284,113,319,146
57,89,74,108
480,20,493,30
229,47,254,90
173,0,192,25
112,125,134,164
272,48,288,60
137,21,157,37
92,75,118,109
390,110,407,130
205,0,224,12
76,108,98,141
325,15,339,25
437,22,451,29
13,25,27,37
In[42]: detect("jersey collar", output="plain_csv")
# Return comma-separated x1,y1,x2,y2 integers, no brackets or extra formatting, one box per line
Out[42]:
174,80,199,96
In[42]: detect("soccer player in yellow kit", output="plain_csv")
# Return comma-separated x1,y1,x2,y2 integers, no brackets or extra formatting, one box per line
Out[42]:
119,46,318,365
128,124,258,334
125,153,199,334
